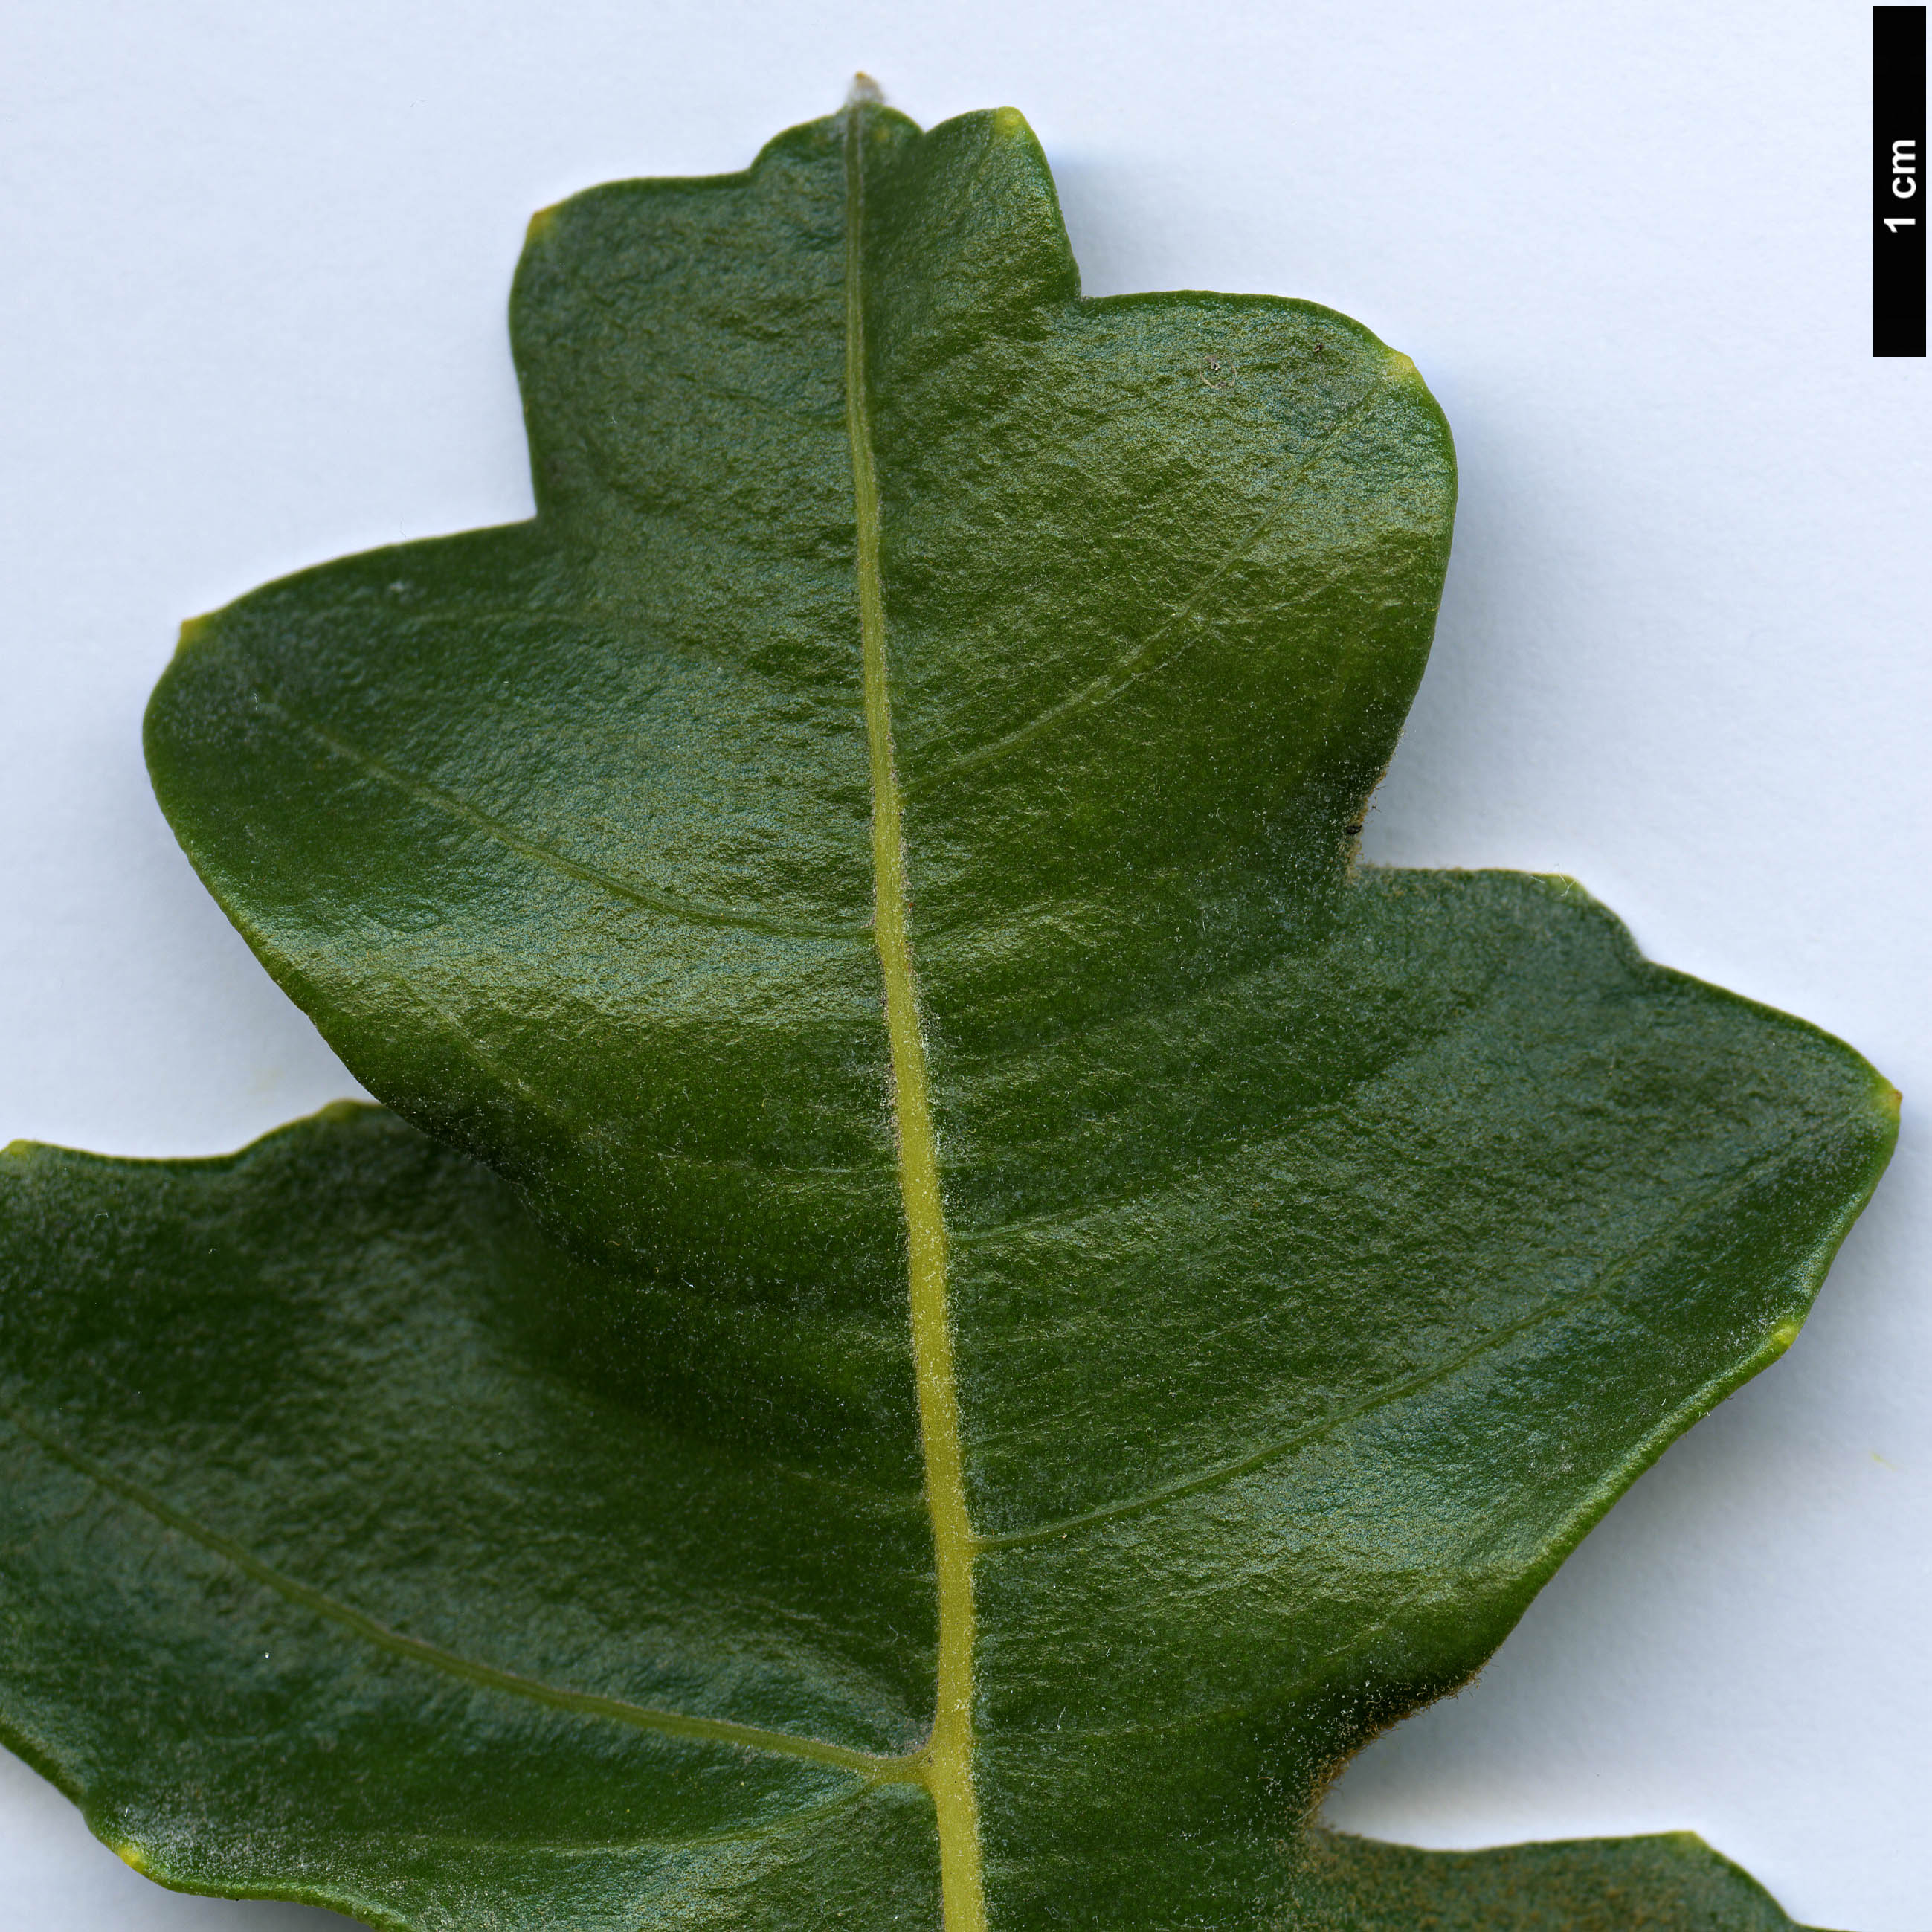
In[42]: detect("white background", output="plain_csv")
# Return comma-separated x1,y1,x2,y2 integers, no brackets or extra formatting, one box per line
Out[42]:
1,2,1927,1926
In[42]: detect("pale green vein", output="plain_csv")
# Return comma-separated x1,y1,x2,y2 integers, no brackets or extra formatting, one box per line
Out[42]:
996,1315,1814,1748
904,362,1408,796
537,239,844,432
403,1786,880,1856
399,976,580,1130
0,1394,914,1783
978,1140,1814,1551
248,689,869,942
843,86,988,1932
646,360,847,434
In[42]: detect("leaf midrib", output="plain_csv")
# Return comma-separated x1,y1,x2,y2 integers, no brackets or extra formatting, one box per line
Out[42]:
842,96,988,1932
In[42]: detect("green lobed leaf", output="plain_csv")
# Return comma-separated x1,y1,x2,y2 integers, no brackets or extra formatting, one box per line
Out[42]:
0,96,1895,1928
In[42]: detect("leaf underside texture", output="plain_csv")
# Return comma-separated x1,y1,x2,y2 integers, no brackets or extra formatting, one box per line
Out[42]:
0,97,1894,1931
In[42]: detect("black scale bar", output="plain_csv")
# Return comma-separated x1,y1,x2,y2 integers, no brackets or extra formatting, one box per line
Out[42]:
1875,6,1926,355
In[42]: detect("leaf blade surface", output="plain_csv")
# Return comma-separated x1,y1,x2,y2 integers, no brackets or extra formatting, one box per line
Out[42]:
0,883,1892,1923
0,1109,940,1930
3,94,1891,1931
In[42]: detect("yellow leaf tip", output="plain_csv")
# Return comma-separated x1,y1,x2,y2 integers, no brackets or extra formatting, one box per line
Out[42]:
175,613,215,654
1768,1318,1802,1353
847,73,884,106
526,202,561,245
115,1843,148,1873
